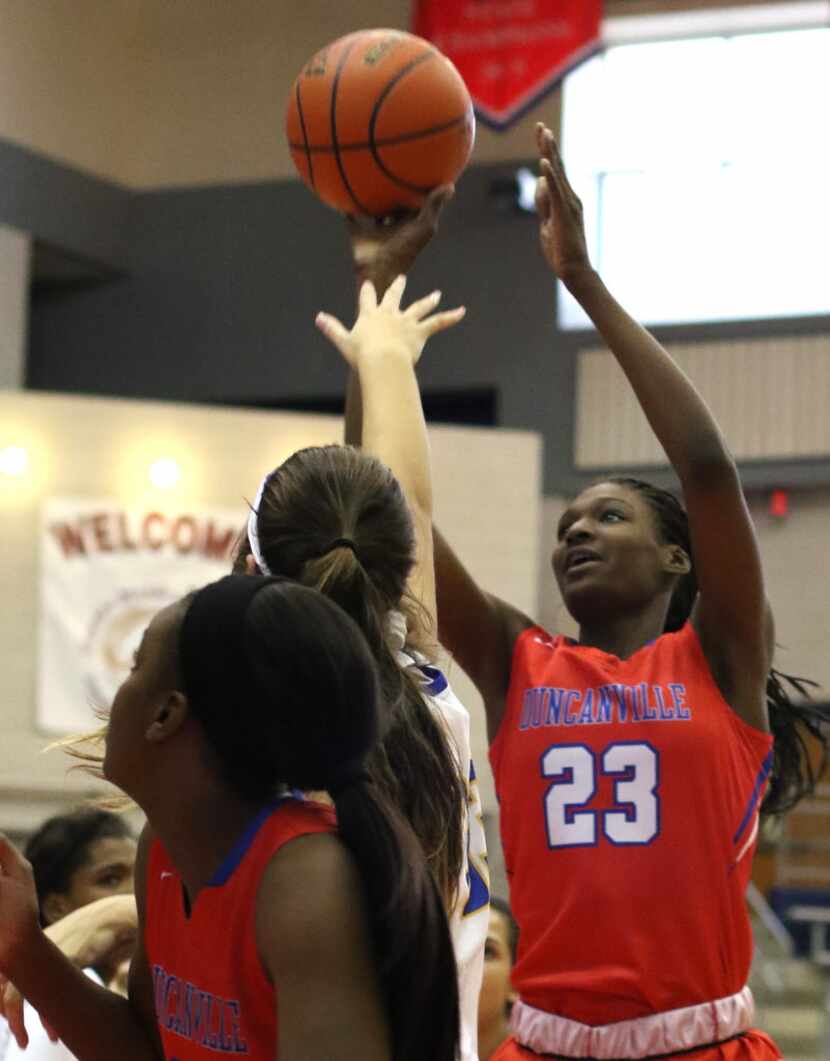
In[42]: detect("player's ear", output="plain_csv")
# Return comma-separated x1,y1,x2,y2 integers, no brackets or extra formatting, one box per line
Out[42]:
145,691,189,744
663,545,691,577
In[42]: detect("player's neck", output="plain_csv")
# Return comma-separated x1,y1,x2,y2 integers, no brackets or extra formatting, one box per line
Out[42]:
478,1016,511,1061
148,784,263,900
577,600,668,660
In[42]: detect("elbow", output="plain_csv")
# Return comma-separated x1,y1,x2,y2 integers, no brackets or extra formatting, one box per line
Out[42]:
677,438,738,489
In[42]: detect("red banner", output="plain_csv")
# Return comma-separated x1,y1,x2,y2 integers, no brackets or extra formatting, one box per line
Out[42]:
414,0,602,130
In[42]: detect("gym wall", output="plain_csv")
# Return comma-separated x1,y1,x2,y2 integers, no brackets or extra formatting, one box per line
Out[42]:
0,389,539,859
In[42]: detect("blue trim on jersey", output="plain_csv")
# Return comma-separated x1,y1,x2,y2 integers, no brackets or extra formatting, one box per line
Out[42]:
418,663,448,697
733,750,773,846
208,793,299,887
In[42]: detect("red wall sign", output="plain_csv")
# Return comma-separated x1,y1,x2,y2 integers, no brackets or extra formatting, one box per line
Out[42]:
414,0,602,130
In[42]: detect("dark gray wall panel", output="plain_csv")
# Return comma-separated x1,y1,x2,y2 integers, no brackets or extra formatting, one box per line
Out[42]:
0,138,129,269
23,148,830,493
28,162,579,489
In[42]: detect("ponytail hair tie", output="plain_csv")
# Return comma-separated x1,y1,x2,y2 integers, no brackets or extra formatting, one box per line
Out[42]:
328,762,372,798
325,537,360,559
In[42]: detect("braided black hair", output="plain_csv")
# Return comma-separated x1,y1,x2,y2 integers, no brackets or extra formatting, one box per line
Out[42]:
608,477,828,817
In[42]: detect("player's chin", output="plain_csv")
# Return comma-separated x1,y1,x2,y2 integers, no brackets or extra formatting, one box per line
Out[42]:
561,577,616,624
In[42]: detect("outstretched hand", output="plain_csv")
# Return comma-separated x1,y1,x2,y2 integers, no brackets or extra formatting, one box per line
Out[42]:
0,836,43,1048
44,893,136,981
316,274,465,368
534,122,593,286
347,185,454,298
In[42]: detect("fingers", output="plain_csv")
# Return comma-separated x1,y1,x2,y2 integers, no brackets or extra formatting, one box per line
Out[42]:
535,122,567,200
315,312,351,352
380,273,406,310
540,154,565,207
535,175,551,221
422,184,455,228
358,278,378,313
404,290,442,321
536,121,558,164
539,130,582,215
423,306,466,336
41,1014,59,1043
3,982,28,1050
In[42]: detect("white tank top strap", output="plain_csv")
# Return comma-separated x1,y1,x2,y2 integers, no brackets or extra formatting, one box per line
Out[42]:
510,986,755,1059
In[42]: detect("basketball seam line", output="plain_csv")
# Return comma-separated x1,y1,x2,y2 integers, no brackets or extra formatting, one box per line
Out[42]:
294,81,314,188
330,39,370,215
369,51,442,195
288,113,469,155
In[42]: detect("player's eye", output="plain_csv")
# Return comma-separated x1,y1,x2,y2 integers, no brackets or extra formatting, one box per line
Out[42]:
97,870,124,888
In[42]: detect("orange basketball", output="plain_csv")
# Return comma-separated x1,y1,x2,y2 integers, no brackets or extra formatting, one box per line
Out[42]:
286,29,475,217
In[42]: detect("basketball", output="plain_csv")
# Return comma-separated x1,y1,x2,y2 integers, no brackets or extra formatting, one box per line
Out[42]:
286,29,475,217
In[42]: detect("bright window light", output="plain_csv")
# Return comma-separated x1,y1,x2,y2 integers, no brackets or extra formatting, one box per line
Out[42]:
560,20,830,328
516,167,538,212
148,458,182,490
0,445,28,477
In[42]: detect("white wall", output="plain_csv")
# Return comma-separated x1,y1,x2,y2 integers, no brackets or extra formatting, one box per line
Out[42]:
0,389,541,839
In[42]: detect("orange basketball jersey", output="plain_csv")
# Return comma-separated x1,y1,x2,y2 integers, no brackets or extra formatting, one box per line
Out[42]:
491,622,773,1027
144,796,336,1060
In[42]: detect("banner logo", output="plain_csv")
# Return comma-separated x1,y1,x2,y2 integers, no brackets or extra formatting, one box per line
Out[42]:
414,0,602,130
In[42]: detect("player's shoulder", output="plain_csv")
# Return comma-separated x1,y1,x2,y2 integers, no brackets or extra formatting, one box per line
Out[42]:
642,621,702,670
256,831,366,979
259,795,336,846
513,624,566,664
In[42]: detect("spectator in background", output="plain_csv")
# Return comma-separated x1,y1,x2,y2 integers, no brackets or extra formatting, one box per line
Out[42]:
2,809,136,1061
478,897,518,1061
25,809,135,936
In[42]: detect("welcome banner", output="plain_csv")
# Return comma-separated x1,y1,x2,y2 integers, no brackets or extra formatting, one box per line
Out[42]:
414,0,602,130
37,498,242,734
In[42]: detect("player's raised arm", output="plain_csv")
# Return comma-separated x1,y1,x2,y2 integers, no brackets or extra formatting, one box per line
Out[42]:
317,275,464,629
535,122,770,730
339,190,534,738
343,186,453,447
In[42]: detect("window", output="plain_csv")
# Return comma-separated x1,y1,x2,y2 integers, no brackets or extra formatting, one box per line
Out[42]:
559,8,830,328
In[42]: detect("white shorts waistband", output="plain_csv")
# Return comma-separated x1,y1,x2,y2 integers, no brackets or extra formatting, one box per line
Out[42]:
511,986,755,1060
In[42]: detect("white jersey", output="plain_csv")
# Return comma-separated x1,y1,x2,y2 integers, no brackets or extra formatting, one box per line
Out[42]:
397,644,490,1061
2,969,103,1061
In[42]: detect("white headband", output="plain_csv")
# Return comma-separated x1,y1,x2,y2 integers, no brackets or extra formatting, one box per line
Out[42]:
247,473,272,575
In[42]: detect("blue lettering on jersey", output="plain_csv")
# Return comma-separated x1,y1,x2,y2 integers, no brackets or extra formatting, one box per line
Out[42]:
577,690,595,726
153,965,249,1054
670,683,691,719
546,688,565,726
517,683,691,730
597,685,614,723
654,685,674,720
563,690,581,725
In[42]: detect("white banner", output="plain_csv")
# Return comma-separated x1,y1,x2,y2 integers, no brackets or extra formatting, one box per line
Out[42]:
37,498,244,734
